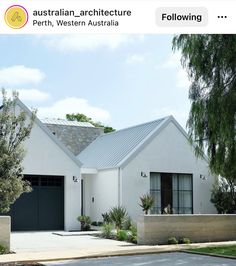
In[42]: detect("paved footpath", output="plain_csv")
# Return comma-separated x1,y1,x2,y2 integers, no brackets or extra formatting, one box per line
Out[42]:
0,240,236,264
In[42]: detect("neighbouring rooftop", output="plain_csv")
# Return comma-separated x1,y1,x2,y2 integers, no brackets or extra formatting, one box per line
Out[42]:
41,118,94,128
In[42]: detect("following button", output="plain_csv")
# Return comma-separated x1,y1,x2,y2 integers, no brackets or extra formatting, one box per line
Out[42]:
156,7,208,27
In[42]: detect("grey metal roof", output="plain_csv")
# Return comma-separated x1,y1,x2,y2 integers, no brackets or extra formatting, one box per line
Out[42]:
41,118,94,127
78,117,170,169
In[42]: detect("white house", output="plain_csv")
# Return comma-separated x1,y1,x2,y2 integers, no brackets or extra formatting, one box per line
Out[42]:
78,116,217,222
6,100,216,231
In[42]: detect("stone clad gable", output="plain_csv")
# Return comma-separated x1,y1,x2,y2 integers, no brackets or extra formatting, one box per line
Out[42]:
45,123,104,156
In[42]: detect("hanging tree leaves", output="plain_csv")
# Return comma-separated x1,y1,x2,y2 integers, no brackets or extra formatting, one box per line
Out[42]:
0,89,36,213
173,35,236,212
172,34,236,180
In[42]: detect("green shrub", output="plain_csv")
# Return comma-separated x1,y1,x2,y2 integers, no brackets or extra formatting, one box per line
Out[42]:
117,230,128,241
109,206,128,230
139,194,154,214
122,216,132,230
101,223,113,239
168,237,178,244
211,180,235,214
91,221,98,226
77,215,91,231
179,237,191,244
130,224,137,237
131,235,137,244
0,245,6,254
97,221,103,226
102,212,112,224
127,225,137,244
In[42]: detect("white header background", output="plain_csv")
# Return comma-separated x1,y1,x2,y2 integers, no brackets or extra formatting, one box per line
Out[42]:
0,0,235,34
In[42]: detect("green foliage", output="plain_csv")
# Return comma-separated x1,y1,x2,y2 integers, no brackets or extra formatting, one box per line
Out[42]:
172,35,236,185
211,179,235,213
102,212,112,224
130,224,137,237
109,206,128,230
117,230,128,241
66,113,115,133
168,237,178,245
122,216,132,230
139,194,154,214
91,221,103,226
101,223,113,239
77,215,91,231
190,245,236,257
0,89,36,213
0,244,6,254
179,237,191,244
128,224,137,244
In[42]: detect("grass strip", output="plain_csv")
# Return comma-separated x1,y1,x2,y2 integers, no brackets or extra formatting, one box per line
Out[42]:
189,245,236,257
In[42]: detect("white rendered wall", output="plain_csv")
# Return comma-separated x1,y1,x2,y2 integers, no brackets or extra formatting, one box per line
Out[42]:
121,121,217,222
83,169,119,222
23,121,81,231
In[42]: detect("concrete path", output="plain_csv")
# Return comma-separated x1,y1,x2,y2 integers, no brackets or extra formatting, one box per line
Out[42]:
0,231,236,263
11,231,118,253
44,252,236,266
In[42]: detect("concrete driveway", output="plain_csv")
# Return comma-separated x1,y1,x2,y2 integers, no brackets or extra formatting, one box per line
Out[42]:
11,231,134,253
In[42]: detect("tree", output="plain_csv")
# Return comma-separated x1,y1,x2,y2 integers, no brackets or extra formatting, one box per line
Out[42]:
173,35,236,205
66,113,115,133
0,89,36,213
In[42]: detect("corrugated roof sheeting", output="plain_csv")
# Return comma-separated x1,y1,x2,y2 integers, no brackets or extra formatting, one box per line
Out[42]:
78,118,166,169
41,118,94,127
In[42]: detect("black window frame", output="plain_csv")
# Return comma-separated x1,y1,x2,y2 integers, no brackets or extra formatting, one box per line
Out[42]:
150,172,193,215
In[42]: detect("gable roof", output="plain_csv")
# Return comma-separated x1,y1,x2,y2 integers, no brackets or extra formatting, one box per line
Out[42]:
16,99,83,168
77,116,178,169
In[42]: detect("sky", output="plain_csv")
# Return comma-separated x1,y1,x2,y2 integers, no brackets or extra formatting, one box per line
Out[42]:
0,34,191,130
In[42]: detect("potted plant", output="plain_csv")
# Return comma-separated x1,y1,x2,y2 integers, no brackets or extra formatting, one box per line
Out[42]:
77,215,91,231
139,194,154,214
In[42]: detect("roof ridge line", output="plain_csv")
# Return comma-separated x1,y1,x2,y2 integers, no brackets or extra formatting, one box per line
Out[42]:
99,116,171,138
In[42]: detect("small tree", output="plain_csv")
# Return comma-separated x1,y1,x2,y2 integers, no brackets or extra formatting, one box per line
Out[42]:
0,89,36,213
139,194,154,214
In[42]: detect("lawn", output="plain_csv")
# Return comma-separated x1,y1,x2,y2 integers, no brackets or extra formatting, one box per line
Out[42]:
190,246,236,257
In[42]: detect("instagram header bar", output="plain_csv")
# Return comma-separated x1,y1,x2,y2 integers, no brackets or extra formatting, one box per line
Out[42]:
0,0,235,34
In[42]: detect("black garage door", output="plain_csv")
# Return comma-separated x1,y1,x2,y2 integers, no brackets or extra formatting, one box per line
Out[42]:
9,175,64,231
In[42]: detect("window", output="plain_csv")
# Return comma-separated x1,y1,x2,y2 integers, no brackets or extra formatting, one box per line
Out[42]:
150,173,193,214
172,174,193,214
150,173,161,214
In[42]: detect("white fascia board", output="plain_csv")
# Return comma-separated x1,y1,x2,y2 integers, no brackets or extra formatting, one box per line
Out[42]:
81,168,98,174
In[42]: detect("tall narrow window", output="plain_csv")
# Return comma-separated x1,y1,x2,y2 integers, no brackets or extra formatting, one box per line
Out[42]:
178,174,192,214
150,173,161,214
